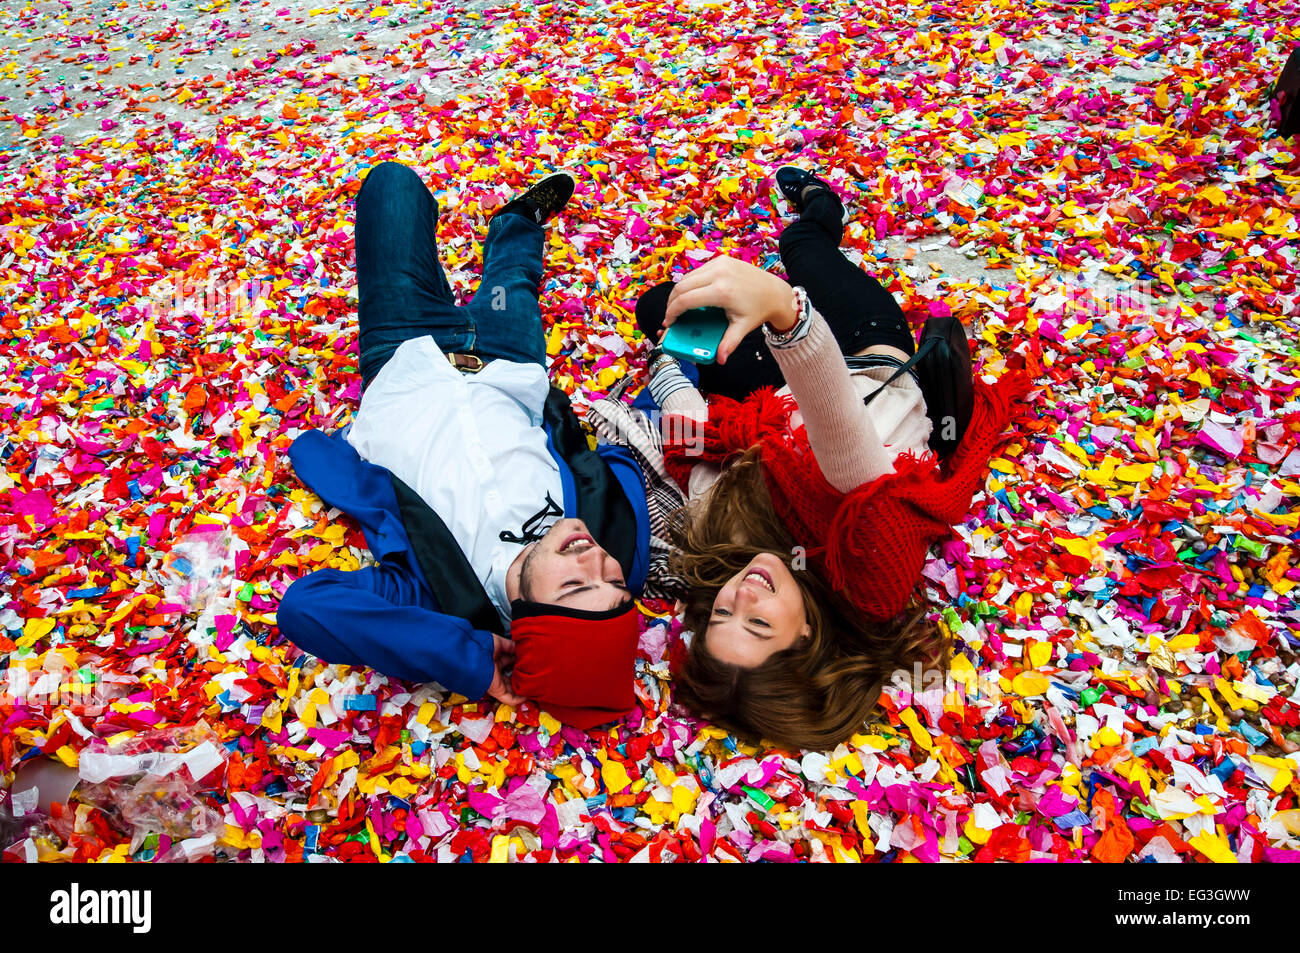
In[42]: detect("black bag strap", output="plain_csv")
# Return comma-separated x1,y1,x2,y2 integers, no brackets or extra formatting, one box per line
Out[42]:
861,336,938,407
540,385,638,579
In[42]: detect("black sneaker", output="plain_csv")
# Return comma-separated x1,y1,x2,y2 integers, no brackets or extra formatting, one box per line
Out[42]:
493,172,575,224
775,166,842,216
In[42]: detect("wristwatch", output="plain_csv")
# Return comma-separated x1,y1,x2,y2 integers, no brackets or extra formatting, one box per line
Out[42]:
647,346,680,378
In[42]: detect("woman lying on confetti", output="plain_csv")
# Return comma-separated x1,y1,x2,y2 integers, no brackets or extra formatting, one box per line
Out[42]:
641,168,1029,750
276,161,655,731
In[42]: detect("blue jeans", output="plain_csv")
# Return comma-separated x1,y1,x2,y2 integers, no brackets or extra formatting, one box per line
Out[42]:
355,161,547,387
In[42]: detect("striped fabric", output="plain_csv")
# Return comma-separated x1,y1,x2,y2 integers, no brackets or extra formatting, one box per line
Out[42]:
586,379,688,602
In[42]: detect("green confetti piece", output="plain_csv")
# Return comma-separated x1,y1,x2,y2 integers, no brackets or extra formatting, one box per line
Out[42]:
1132,800,1163,822
1233,537,1265,559
742,785,775,812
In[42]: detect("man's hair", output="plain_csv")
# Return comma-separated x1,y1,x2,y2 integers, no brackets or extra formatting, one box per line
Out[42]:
668,447,948,750
518,542,542,602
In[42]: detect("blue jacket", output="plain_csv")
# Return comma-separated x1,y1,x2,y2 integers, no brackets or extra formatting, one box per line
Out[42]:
276,422,650,700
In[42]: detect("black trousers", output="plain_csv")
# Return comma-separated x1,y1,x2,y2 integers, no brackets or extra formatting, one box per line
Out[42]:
636,192,915,402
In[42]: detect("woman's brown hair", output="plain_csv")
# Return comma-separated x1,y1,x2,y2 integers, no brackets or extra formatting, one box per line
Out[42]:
669,447,947,751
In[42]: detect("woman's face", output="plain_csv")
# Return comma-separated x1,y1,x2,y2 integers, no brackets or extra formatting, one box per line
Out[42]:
704,552,810,668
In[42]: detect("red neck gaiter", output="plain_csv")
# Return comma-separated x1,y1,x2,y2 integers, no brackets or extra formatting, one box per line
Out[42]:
509,600,640,730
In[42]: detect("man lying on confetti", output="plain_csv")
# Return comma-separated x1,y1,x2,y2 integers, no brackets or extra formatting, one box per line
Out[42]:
276,161,652,731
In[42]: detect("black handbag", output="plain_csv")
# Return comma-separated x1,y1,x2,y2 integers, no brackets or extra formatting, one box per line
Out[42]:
862,315,974,457
1275,45,1300,138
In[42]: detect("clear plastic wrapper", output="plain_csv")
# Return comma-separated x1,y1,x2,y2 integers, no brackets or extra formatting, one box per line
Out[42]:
160,528,235,611
75,722,228,857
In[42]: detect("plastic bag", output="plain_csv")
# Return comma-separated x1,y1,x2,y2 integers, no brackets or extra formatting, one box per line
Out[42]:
160,528,235,612
75,722,228,856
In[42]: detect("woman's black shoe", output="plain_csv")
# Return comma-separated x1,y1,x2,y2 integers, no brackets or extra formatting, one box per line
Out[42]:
775,166,839,214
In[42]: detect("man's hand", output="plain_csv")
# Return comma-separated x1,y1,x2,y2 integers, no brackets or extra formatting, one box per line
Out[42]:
661,256,796,364
487,634,525,707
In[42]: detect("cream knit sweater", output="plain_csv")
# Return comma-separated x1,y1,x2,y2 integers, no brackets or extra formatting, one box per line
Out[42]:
662,308,932,496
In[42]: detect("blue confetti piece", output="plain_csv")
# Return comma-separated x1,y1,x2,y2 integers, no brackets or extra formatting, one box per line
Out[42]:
1130,736,1158,757
68,586,108,599
1211,758,1238,783
1053,809,1091,830
1235,721,1268,746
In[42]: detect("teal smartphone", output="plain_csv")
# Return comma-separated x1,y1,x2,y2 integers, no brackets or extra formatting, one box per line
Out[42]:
661,306,728,364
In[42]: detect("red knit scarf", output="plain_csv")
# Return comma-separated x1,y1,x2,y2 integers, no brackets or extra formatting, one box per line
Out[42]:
664,371,1032,620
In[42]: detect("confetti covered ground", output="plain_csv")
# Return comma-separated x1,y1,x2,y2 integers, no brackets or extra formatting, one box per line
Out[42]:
2,0,1299,864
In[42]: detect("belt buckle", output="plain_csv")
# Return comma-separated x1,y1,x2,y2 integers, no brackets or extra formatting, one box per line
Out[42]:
449,352,485,373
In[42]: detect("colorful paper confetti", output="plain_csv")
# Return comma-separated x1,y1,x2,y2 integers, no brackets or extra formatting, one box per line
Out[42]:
2,0,1299,863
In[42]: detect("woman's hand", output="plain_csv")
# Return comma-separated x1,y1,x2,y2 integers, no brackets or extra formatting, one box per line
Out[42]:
661,256,797,364
487,634,525,707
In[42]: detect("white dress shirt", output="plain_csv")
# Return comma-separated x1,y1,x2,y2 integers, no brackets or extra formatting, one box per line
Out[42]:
345,336,565,629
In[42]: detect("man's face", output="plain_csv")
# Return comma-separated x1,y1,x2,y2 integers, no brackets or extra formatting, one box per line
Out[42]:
512,518,631,612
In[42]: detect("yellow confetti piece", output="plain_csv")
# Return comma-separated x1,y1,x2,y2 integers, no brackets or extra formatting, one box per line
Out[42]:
1196,185,1229,206
1092,725,1122,748
651,760,677,788
1213,220,1250,240
1080,455,1119,487
1114,462,1154,483
601,757,633,794
1214,678,1252,712
21,616,57,646
1027,639,1053,669
1060,441,1090,465
671,784,699,814
1011,671,1049,697
1055,536,1096,562
1187,829,1237,864
898,707,933,751
221,824,262,851
832,751,864,778
948,652,977,688
850,733,891,750
850,801,876,853
963,815,993,845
